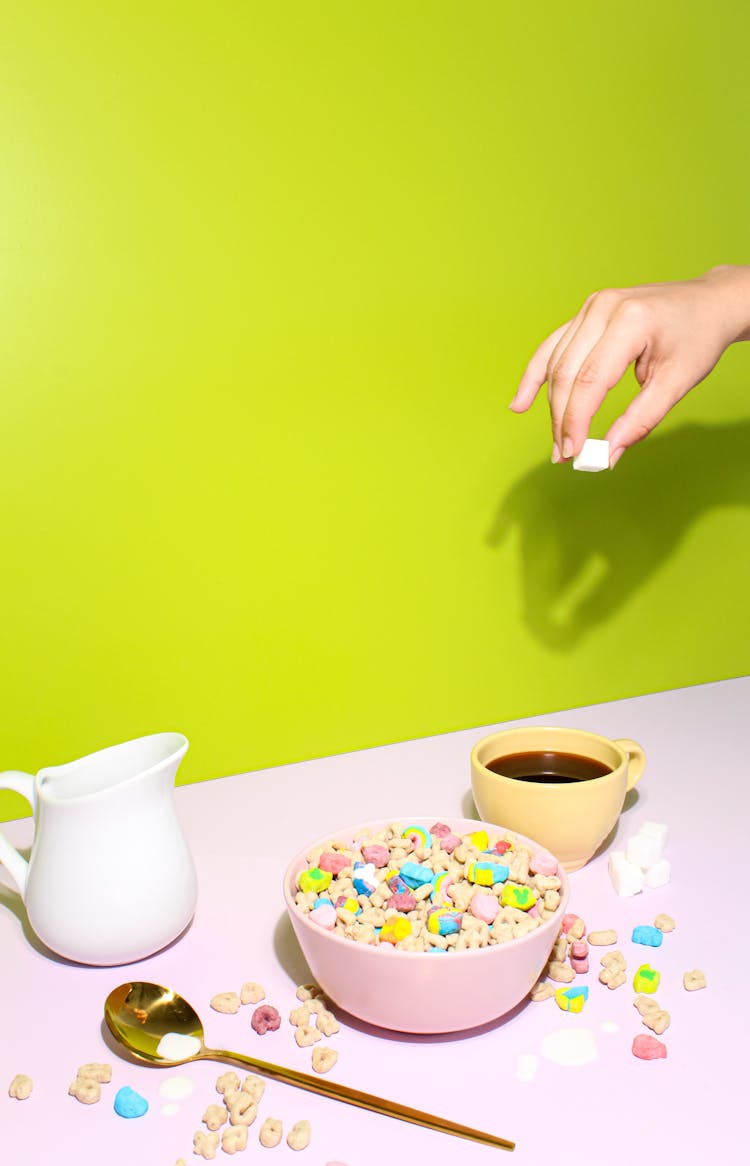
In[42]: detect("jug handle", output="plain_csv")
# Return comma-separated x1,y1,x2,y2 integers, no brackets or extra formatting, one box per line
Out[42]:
0,771,34,898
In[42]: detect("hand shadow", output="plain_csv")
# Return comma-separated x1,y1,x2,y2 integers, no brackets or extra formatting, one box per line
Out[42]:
487,419,750,649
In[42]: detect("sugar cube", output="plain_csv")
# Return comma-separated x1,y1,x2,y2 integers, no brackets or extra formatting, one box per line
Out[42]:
608,850,644,897
572,438,610,472
627,832,663,871
644,858,671,889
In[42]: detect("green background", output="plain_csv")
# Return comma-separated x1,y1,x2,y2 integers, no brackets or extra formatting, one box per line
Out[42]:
2,1,749,822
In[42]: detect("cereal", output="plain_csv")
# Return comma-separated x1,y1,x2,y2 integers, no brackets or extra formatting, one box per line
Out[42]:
546,960,575,983
529,981,555,1002
598,952,627,990
295,1023,322,1047
259,1117,283,1148
241,1074,265,1102
588,929,617,946
642,1008,670,1035
296,984,323,1002
77,1062,112,1083
193,1130,220,1159
316,1009,340,1037
683,968,707,991
251,1005,281,1035
312,1046,338,1074
287,1120,312,1151
654,913,675,933
293,822,564,953
631,1034,667,1060
216,1071,240,1096
203,1103,228,1131
222,1125,248,1154
211,992,241,1014
9,1074,33,1100
228,1093,258,1127
240,982,266,1005
68,1077,101,1105
561,914,585,939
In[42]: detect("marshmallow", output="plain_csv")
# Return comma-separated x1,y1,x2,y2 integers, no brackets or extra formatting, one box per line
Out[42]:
608,850,644,897
644,858,671,889
572,438,610,472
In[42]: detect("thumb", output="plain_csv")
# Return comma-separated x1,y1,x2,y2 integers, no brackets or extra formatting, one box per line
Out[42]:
605,377,685,466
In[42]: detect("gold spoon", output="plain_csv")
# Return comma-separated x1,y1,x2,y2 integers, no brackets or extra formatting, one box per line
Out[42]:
104,982,515,1151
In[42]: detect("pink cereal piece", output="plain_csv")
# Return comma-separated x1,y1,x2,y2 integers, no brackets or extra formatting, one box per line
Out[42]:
530,848,558,876
570,956,589,974
361,844,390,868
562,914,583,935
570,940,588,959
470,892,499,924
251,1005,281,1035
309,902,337,930
440,833,461,854
318,851,350,875
528,904,541,918
389,890,417,913
430,822,452,838
632,1034,667,1061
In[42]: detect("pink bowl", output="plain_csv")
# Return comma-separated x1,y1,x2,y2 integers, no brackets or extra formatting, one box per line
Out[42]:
283,815,570,1033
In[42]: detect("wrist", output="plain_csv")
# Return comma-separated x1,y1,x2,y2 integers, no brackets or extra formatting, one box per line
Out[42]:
700,264,750,344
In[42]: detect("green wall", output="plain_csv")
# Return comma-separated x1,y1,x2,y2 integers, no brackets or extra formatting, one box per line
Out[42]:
2,1,749,821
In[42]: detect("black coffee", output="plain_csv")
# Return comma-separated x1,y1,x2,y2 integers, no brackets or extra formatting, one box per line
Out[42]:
486,750,612,784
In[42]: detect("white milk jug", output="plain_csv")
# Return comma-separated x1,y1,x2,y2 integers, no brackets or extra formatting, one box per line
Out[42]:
0,732,198,965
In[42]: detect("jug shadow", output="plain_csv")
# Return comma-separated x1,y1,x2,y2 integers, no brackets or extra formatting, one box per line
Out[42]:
273,912,534,1045
487,419,750,649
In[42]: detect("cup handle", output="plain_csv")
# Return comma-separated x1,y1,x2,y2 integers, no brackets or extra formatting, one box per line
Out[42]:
613,739,645,791
0,771,35,898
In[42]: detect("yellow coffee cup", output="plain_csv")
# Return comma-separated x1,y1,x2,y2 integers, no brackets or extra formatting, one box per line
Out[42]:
470,727,645,872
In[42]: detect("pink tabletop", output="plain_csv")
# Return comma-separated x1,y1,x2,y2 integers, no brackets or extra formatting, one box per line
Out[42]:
1,677,747,1164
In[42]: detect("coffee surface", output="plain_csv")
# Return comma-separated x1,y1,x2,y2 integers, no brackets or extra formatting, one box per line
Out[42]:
485,750,612,784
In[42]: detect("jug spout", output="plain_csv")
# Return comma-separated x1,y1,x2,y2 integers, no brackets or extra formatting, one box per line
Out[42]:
0,771,34,898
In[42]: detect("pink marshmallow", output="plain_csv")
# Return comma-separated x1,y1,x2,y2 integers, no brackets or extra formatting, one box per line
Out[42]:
308,902,337,930
530,848,558,876
469,892,499,924
318,851,350,875
361,844,390,868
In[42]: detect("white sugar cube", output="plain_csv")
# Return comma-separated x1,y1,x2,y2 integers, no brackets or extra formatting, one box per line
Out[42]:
644,858,671,889
608,850,644,897
572,438,610,472
627,832,663,871
639,821,669,849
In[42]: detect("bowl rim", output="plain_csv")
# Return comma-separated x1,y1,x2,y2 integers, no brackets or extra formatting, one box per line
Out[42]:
282,813,570,961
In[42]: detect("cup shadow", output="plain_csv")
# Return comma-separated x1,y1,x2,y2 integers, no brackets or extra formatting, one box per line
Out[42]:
487,418,750,649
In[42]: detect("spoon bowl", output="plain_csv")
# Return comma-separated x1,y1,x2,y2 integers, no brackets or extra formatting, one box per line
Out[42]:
104,981,515,1151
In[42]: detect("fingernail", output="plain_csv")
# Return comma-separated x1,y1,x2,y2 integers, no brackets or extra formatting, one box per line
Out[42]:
609,446,625,468
561,437,573,460
551,443,561,464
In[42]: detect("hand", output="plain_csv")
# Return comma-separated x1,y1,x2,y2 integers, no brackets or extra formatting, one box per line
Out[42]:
510,265,750,467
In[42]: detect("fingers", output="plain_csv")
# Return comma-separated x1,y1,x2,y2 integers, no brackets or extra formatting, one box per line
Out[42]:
510,321,571,413
546,294,622,456
605,377,685,467
558,311,649,458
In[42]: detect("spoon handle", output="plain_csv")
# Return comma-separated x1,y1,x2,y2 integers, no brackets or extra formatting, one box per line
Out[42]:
203,1045,514,1150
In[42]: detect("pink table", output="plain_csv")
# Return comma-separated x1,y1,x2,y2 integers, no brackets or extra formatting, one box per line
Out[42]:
2,678,747,1164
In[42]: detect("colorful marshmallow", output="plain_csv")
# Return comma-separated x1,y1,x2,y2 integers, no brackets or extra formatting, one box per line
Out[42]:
632,925,663,948
352,862,378,895
500,884,537,911
379,917,413,944
427,908,462,936
399,861,435,889
469,892,499,924
467,861,509,887
308,900,337,930
633,964,661,994
555,985,589,1012
298,867,333,895
402,825,432,850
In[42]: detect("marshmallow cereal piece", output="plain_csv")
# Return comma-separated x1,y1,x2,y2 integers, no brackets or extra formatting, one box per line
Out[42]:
684,968,707,991
555,986,588,1013
259,1117,283,1148
470,891,500,924
113,1086,148,1118
608,851,644,897
287,1120,312,1151
530,848,558,876
402,825,432,850
633,964,661,994
9,1074,33,1100
308,901,337,930
380,916,413,944
632,1034,667,1060
644,858,671,888
632,924,663,947
572,438,610,471
318,851,351,875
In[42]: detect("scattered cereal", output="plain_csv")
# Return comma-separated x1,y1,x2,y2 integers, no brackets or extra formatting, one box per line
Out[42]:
296,984,323,1001
216,1072,240,1096
203,1103,228,1131
312,1047,338,1074
193,1130,220,1159
654,913,675,933
546,961,575,984
241,1074,265,1102
76,1063,112,1083
251,1005,281,1035
588,929,617,946
529,981,555,1002
240,982,266,1005
295,1022,322,1048
69,1078,101,1105
222,1125,248,1154
683,969,706,992
228,1092,258,1126
631,1034,667,1060
259,1117,283,1148
287,1119,311,1151
211,992,241,1015
8,1074,33,1100
113,1085,148,1118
